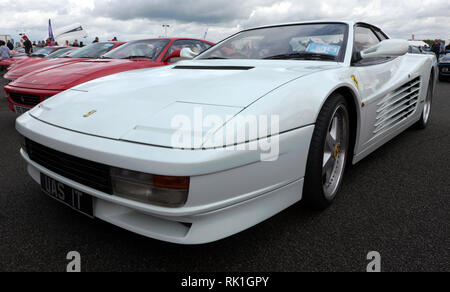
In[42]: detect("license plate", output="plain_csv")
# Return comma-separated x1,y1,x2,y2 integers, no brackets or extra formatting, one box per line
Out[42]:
41,174,94,218
13,105,30,115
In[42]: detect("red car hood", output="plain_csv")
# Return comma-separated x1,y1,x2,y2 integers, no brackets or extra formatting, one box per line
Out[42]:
5,58,85,80
0,56,30,67
9,57,45,68
10,59,163,91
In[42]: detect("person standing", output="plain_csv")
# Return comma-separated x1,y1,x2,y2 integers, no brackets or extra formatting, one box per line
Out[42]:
431,40,441,60
0,41,11,60
72,39,79,47
22,35,33,54
46,38,54,47
439,41,445,55
6,40,14,50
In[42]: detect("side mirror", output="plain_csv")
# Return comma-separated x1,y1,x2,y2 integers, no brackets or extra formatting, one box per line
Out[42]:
163,49,181,63
180,47,199,60
360,39,409,59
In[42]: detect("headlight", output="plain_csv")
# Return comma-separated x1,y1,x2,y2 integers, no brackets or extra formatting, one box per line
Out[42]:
111,167,189,207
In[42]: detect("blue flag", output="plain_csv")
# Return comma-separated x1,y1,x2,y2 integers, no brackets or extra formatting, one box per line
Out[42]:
48,19,55,41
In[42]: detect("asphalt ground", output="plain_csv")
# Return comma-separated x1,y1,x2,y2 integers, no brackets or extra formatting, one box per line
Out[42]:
0,73,449,272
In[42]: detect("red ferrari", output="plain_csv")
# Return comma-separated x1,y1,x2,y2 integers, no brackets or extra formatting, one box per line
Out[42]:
4,41,125,81
0,46,69,69
5,47,77,74
5,38,213,114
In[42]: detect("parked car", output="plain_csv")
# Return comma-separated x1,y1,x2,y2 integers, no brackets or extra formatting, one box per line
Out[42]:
0,46,69,68
409,45,426,54
5,47,77,74
15,21,436,244
408,45,438,68
438,54,450,81
4,42,124,81
5,38,213,114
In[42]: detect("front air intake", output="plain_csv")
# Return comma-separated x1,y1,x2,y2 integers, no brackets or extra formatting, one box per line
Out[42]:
26,139,113,194
9,92,42,106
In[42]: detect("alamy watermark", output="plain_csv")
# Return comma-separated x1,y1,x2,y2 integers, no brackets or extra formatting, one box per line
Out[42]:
366,251,381,272
171,107,280,161
66,251,81,272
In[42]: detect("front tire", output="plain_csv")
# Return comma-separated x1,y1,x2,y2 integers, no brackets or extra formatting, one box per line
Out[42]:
303,94,350,210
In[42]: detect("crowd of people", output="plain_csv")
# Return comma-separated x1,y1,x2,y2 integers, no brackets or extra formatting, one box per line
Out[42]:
0,35,120,59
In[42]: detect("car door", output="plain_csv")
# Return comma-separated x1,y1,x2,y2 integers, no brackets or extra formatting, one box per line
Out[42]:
351,25,408,150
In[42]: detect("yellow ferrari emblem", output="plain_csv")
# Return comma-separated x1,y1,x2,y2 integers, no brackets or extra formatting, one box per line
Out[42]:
83,110,97,118
334,145,339,159
351,75,359,89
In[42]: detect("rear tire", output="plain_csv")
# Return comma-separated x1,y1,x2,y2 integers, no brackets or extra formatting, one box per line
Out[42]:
416,75,434,129
303,94,350,210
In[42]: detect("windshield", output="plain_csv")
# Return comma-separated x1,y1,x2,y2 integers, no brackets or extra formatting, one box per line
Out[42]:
66,43,116,58
199,23,348,61
30,47,55,57
45,48,74,58
103,39,170,60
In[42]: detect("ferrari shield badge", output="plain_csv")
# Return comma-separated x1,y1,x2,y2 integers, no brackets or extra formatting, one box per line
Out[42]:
351,75,359,89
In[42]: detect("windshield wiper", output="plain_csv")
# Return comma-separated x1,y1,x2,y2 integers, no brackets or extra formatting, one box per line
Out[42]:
264,52,337,61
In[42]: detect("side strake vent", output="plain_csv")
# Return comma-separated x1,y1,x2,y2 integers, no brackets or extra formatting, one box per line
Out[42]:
173,65,254,70
374,77,421,135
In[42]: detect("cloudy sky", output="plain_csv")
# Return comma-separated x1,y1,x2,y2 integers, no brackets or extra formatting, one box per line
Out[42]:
0,0,449,43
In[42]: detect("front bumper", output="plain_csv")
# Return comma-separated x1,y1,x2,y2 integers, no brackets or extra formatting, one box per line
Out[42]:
17,112,314,244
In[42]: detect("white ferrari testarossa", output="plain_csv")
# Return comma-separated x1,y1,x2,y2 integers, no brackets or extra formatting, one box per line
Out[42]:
16,21,437,244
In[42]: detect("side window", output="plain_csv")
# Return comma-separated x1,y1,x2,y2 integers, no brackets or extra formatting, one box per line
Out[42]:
165,40,212,62
193,40,212,53
353,26,393,65
354,26,380,53
374,29,389,41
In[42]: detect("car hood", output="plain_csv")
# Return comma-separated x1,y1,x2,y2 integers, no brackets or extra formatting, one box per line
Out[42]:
0,56,29,67
11,59,161,90
30,59,339,148
8,58,44,68
5,58,84,80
